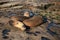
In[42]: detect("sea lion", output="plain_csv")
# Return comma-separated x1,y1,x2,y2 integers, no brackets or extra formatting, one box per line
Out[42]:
23,15,43,28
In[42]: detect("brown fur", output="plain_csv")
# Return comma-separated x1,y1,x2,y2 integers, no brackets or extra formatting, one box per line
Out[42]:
10,15,43,30
9,20,26,31
9,16,29,31
10,16,29,22
23,15,43,28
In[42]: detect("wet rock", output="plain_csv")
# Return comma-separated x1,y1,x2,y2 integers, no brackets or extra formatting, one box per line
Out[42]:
47,29,58,36
2,29,10,39
41,37,50,40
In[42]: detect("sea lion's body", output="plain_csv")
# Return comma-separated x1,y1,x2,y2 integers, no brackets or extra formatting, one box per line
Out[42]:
23,15,43,28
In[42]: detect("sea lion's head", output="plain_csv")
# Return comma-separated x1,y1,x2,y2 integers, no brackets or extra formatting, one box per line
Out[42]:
9,20,26,31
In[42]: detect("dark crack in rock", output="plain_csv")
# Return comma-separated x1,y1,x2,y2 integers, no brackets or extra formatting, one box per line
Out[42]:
26,37,31,40
35,31,41,34
47,29,58,36
2,36,9,39
41,37,50,40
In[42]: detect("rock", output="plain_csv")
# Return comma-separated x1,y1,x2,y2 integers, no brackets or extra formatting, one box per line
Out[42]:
48,26,60,35
5,12,17,18
2,29,10,39
41,37,50,40
23,15,43,27
2,29,10,35
53,19,60,24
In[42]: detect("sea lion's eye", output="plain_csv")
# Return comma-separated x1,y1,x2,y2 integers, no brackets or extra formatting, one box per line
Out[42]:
9,20,14,26
16,22,18,24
